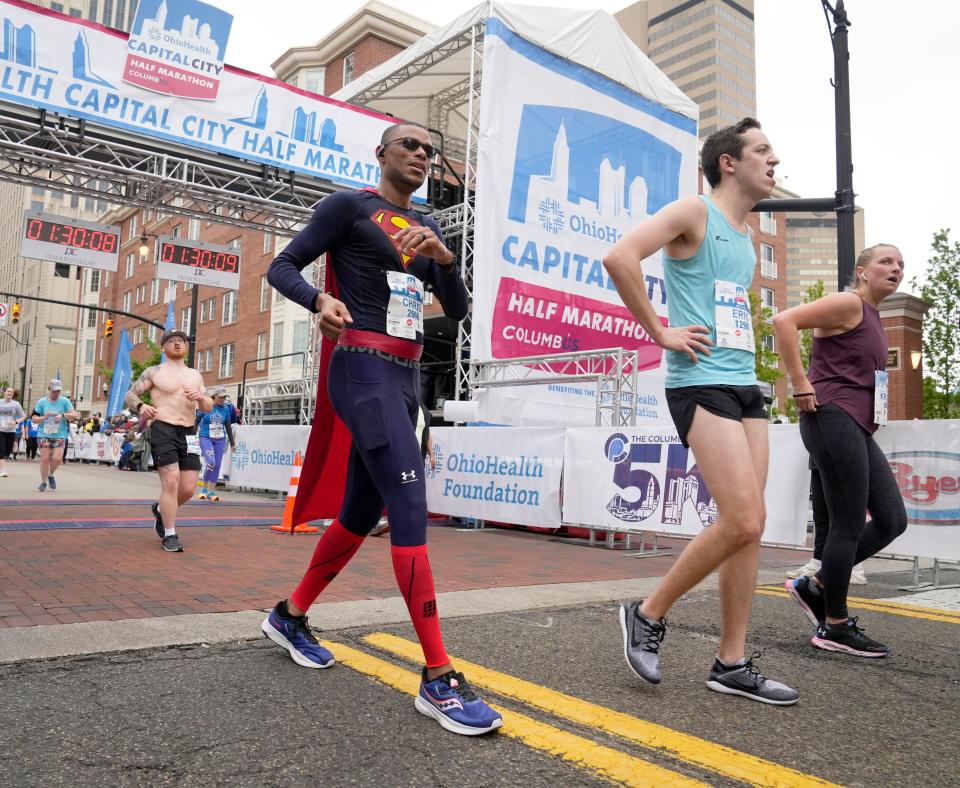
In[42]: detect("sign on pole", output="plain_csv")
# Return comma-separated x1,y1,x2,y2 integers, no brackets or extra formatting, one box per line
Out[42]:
155,235,240,290
0,302,6,327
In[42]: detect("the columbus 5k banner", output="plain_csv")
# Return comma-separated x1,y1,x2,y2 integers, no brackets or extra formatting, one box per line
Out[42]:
0,0,424,199
470,18,699,425
425,427,564,527
562,425,810,547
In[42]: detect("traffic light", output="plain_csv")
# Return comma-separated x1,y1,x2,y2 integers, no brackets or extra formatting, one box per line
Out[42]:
11,303,20,324
104,318,114,338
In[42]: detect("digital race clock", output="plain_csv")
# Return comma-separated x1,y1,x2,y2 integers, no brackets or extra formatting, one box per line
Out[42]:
20,210,121,272
155,235,241,291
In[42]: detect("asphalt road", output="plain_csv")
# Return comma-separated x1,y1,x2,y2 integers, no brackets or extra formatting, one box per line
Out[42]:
2,571,957,788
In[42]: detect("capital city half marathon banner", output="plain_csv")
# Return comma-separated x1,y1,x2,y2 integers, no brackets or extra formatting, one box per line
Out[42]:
0,0,425,199
470,18,699,426
425,427,564,527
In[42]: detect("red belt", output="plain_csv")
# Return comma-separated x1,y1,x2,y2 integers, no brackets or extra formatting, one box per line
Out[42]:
338,328,423,361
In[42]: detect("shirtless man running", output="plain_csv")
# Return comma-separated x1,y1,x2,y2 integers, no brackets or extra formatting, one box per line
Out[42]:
125,329,212,552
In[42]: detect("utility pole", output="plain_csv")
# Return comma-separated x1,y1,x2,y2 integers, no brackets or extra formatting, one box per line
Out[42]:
188,284,199,368
829,0,856,291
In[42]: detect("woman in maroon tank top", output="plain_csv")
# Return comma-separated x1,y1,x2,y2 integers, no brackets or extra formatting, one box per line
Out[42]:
773,244,908,659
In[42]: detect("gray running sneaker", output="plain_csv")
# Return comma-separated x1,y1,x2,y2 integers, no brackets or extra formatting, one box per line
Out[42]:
161,533,184,553
706,652,799,705
618,601,666,684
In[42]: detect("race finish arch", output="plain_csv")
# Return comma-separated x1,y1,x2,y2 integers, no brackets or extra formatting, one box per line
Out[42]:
335,3,699,428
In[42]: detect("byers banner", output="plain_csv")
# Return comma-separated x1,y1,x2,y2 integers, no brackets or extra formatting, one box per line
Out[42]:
0,0,425,198
470,18,699,425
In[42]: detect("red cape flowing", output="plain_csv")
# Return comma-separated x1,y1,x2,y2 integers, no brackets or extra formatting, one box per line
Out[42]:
290,265,352,525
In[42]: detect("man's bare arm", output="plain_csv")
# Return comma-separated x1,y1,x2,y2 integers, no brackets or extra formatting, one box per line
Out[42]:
124,366,157,412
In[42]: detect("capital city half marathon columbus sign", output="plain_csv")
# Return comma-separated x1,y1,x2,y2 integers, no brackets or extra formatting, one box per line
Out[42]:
0,0,423,198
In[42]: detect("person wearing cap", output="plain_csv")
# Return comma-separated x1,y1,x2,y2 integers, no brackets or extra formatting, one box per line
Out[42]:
0,387,26,478
125,329,212,552
196,386,239,501
30,379,78,492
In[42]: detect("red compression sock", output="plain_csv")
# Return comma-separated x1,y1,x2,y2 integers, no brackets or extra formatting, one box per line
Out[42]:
290,519,364,611
391,544,449,669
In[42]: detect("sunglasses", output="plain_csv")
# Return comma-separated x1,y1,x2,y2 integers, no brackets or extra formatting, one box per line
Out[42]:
381,136,437,159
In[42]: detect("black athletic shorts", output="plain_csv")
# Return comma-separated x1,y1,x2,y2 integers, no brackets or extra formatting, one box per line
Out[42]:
150,420,202,471
665,385,768,448
0,431,15,459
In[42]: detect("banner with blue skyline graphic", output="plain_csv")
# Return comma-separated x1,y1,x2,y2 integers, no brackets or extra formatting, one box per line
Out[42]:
0,1,423,199
470,19,699,425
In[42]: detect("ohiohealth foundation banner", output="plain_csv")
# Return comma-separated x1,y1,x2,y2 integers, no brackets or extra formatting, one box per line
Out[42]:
230,425,309,492
425,427,564,527
562,425,809,547
875,419,960,562
470,18,699,426
0,0,424,199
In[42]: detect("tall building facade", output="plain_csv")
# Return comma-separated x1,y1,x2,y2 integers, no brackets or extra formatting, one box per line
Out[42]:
616,0,756,139
785,208,865,306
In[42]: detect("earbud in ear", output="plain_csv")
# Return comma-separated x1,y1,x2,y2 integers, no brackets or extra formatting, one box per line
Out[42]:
375,146,384,158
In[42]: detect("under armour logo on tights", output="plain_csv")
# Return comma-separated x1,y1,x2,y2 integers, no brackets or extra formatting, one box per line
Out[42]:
401,469,417,483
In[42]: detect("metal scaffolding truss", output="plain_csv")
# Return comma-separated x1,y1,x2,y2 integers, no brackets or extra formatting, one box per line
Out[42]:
241,379,312,426
469,348,640,427
0,102,328,236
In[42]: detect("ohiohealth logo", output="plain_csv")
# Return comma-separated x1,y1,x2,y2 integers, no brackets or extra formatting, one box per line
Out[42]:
538,198,564,234
426,441,443,480
231,441,249,471
888,450,960,525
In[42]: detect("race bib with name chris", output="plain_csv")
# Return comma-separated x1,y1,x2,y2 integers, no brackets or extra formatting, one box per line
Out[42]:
385,271,423,340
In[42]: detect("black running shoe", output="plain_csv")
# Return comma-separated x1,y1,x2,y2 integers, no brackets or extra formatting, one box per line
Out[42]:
785,576,825,628
811,617,888,658
618,601,666,684
161,533,184,552
706,652,799,705
151,502,164,539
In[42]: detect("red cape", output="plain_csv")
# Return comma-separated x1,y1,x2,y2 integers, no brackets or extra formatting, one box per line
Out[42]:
291,265,352,525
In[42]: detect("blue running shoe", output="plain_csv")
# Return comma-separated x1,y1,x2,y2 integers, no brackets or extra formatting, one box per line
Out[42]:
261,601,334,669
47,475,56,490
415,668,503,736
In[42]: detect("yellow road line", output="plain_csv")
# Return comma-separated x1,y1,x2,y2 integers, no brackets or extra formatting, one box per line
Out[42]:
756,588,960,625
320,639,706,788
365,632,837,788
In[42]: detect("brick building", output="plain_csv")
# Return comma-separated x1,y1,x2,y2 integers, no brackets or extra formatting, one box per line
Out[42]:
878,292,928,421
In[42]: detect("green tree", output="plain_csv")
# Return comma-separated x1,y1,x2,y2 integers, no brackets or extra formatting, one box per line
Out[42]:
750,290,781,391
910,229,960,419
782,280,826,422
97,340,162,407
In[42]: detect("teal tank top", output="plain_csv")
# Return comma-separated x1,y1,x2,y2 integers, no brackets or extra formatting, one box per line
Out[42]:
662,195,758,388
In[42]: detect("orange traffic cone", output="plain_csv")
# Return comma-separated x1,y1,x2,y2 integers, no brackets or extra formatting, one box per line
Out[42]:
271,451,318,534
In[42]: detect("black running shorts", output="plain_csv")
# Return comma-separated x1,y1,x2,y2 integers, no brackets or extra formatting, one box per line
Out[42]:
150,420,202,471
665,385,768,448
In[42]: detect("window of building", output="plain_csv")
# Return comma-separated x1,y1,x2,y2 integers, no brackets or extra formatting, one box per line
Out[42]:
260,275,270,311
89,269,100,293
181,306,192,334
86,309,97,328
84,339,95,364
188,218,200,240
183,281,193,292
228,237,241,249
760,243,777,279
129,213,138,239
256,332,267,371
115,0,126,28
263,230,274,256
50,2,63,11
762,334,776,353
302,66,324,94
204,348,213,373
53,263,71,279
135,284,145,304
135,325,144,345
149,324,158,344
125,253,134,278
222,291,237,325
343,51,355,85
760,211,777,235
82,375,92,401
274,287,285,305
760,286,777,320
292,320,309,355
271,323,284,367
122,290,132,312
219,343,235,378
69,8,81,17
151,278,160,304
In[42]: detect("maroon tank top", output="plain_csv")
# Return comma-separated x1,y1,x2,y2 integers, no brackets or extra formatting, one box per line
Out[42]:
805,297,887,434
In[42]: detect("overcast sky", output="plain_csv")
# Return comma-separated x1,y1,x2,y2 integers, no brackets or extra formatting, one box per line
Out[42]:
223,0,956,291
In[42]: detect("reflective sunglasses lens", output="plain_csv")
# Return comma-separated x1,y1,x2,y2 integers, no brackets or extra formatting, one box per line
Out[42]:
401,137,436,158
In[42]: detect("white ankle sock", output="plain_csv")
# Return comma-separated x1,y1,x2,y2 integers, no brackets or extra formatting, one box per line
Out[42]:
164,528,176,537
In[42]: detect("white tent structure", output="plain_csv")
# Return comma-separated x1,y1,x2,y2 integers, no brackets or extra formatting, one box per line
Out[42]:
333,3,698,421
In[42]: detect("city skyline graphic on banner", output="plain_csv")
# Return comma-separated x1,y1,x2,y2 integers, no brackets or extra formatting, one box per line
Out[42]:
134,0,231,61
509,106,682,236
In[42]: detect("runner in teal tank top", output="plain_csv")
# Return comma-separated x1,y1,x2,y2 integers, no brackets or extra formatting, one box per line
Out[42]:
603,118,799,706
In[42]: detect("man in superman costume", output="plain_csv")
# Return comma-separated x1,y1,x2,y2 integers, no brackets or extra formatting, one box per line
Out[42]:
262,123,501,736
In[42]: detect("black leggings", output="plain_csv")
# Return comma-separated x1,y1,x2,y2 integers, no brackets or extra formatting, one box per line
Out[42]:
799,405,907,619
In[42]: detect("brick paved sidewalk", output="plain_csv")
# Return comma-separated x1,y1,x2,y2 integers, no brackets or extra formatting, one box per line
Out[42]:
0,519,808,628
